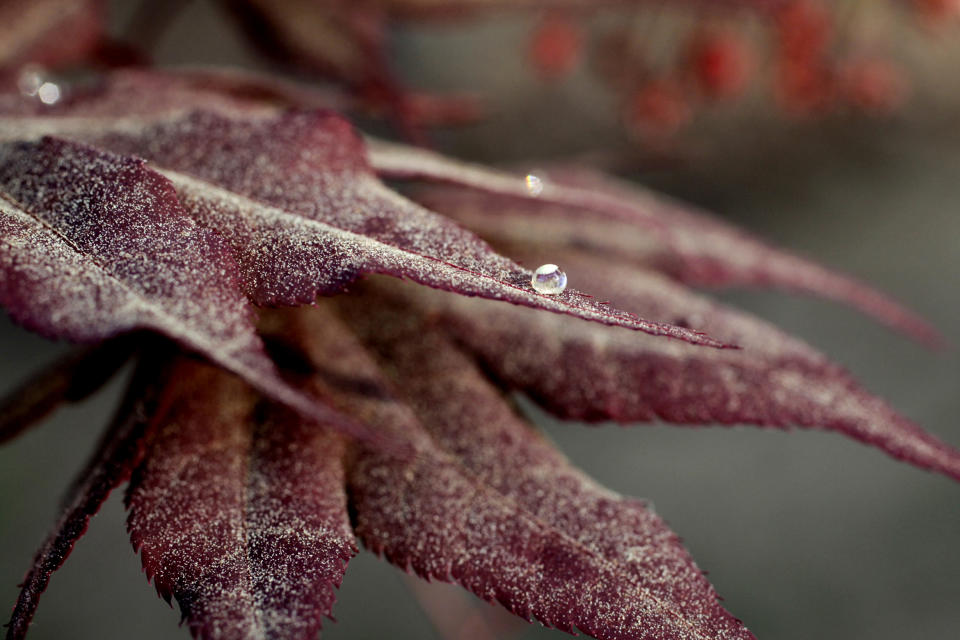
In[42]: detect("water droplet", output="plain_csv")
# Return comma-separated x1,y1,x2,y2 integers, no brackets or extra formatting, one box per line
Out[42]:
531,264,567,295
525,173,544,196
37,82,61,105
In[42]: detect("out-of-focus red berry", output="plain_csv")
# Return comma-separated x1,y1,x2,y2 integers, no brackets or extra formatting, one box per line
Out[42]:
528,15,583,79
841,57,908,114
686,29,753,100
912,0,960,24
773,1,837,117
776,0,833,61
775,58,836,116
915,0,960,18
628,77,692,137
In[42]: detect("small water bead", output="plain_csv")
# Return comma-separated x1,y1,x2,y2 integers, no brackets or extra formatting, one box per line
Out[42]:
524,173,544,197
17,66,61,105
36,82,61,105
531,264,567,295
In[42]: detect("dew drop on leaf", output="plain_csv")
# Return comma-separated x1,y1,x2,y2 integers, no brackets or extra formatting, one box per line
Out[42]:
531,264,567,295
36,82,61,105
525,173,544,196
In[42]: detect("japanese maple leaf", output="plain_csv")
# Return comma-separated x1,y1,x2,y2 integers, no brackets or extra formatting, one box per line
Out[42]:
0,69,957,640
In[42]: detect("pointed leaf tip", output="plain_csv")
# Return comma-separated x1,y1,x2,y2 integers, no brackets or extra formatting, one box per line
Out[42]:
260,305,754,640
382,251,960,484
126,358,356,640
83,107,730,348
5,355,166,640
0,134,379,446
367,140,942,347
2,72,731,348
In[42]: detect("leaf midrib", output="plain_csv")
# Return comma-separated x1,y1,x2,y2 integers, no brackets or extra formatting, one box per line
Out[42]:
156,167,716,343
0,189,263,380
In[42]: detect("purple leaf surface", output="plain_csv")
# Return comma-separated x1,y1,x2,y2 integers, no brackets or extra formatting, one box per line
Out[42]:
0,64,951,640
338,298,755,640
368,140,942,345
77,108,722,346
0,77,727,347
261,305,753,640
6,354,166,640
362,247,960,481
0,136,262,355
0,135,374,443
126,358,356,640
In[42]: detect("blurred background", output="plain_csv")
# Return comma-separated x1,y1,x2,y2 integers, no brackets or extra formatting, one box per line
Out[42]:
1,1,959,639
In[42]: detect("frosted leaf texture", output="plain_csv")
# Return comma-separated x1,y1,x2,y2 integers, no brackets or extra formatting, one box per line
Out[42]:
260,305,755,640
340,298,754,640
0,67,953,640
75,108,723,346
365,249,960,482
126,359,356,640
369,141,942,345
0,78,732,346
0,137,263,358
0,135,376,444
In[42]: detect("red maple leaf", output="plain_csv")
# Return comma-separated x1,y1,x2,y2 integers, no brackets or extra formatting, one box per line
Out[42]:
0,4,957,640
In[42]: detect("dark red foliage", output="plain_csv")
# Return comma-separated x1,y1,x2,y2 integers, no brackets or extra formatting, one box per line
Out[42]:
366,260,960,481
264,305,755,640
126,358,356,640
0,65,954,640
371,147,942,345
0,84,731,346
0,134,378,444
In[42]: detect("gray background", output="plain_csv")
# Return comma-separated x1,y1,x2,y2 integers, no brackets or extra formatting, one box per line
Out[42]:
1,3,959,639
